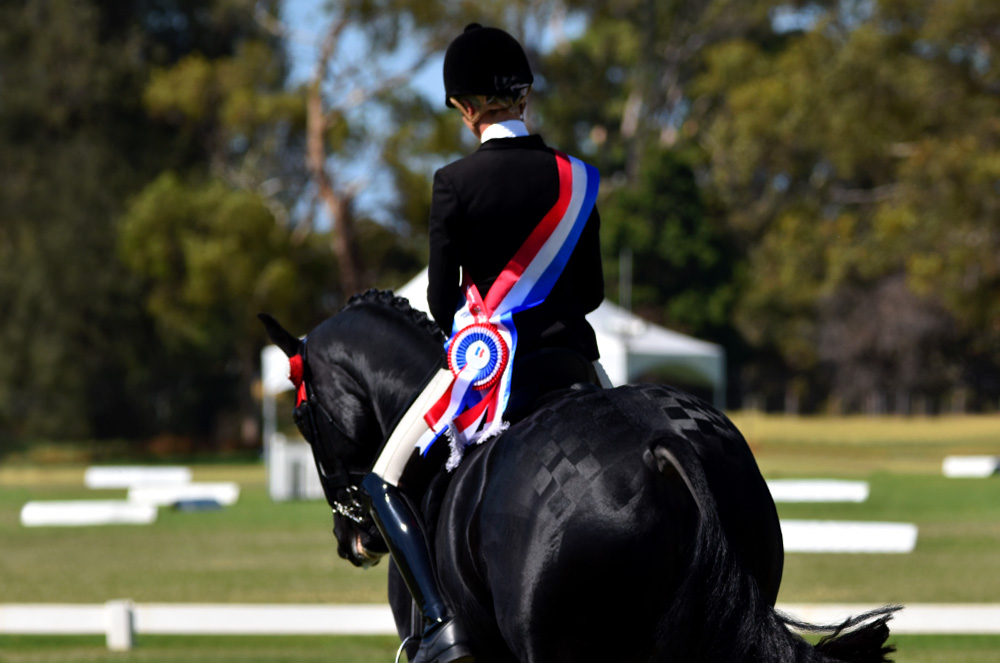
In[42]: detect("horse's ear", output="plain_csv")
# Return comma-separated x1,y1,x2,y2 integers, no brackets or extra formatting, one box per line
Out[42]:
258,313,302,358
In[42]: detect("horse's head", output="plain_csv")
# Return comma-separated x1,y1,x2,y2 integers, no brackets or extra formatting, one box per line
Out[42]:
259,290,446,567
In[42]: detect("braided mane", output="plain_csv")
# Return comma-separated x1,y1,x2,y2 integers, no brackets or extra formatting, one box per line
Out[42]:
344,289,447,344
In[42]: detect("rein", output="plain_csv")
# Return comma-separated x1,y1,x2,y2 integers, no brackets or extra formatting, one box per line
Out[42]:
290,339,368,523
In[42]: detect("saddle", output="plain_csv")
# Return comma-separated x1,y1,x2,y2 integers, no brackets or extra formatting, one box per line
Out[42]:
504,347,602,423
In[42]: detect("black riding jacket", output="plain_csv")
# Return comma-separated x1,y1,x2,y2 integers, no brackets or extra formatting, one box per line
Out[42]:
427,134,604,361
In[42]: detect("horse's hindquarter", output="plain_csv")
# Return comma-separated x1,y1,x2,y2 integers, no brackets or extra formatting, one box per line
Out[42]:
635,384,785,606
437,385,777,663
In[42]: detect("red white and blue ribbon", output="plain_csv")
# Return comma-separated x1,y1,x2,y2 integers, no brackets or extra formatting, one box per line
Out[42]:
419,151,599,464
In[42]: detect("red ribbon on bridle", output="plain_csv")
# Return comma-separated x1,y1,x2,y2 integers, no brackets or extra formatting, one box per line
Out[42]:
288,354,307,406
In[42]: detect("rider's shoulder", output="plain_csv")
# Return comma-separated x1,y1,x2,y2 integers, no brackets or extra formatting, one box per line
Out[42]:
438,135,553,178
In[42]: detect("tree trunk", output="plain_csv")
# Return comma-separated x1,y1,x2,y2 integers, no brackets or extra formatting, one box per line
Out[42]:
306,23,365,297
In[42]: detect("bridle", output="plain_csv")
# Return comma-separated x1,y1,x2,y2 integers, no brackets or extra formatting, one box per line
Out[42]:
291,339,369,524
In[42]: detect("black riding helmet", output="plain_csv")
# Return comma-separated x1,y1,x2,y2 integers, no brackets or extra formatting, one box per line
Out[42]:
443,23,533,109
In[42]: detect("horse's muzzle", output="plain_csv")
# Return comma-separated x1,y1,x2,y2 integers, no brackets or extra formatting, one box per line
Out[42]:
343,531,384,569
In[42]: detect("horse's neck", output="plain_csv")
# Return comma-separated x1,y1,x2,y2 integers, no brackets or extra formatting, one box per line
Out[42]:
356,322,443,440
368,359,438,439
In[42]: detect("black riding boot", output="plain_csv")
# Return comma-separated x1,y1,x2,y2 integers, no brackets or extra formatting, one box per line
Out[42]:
361,473,474,663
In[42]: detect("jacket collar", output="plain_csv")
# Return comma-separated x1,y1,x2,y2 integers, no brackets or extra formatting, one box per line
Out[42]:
476,133,547,152
480,119,529,143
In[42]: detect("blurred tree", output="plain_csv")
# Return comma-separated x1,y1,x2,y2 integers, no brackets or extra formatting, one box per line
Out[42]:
0,1,183,440
599,148,740,338
538,0,817,176
695,0,1000,411
125,1,336,445
122,2,578,443
597,146,750,405
0,0,304,443
529,1,791,404
290,0,577,295
119,174,332,443
817,275,956,414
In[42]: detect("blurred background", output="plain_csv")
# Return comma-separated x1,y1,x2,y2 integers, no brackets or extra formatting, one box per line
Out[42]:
3,0,999,457
1,1,999,661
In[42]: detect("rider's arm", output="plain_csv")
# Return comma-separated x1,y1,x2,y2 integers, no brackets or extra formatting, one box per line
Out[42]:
427,168,463,334
567,205,605,314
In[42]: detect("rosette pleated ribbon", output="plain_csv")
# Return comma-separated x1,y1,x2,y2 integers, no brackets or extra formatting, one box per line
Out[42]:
419,152,599,469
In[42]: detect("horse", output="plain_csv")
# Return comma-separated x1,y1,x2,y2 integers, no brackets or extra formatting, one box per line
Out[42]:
260,289,897,663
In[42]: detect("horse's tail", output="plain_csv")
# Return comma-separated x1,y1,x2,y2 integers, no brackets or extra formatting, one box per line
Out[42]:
646,436,899,663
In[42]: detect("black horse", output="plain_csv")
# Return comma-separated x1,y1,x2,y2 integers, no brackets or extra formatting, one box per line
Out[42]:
261,290,897,663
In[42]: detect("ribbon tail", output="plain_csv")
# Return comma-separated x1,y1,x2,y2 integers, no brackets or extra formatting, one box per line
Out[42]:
450,383,497,441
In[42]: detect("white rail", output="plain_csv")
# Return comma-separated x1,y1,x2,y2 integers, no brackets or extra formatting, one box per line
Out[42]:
780,520,918,553
3,602,1000,650
766,479,869,503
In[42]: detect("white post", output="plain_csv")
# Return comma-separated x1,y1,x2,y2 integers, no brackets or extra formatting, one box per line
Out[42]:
105,600,135,651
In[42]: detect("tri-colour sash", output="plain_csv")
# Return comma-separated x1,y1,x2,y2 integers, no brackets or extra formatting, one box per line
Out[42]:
420,151,599,467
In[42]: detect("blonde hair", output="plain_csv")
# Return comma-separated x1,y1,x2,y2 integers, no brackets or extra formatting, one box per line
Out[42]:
449,88,531,125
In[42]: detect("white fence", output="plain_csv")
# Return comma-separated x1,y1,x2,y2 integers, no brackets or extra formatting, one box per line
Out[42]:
766,479,869,503
22,466,241,527
0,602,396,650
3,602,1000,650
942,455,1000,478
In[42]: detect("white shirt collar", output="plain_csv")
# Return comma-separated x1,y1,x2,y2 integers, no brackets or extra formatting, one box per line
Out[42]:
480,119,529,143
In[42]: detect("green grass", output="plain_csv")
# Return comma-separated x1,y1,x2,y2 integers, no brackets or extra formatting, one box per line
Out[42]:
775,473,1000,603
3,413,1000,660
890,636,1000,663
731,411,1000,476
730,413,1000,605
0,464,388,604
2,636,1000,663
0,635,400,663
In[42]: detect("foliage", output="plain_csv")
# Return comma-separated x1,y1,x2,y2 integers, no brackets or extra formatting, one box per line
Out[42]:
528,0,1000,413
692,0,1000,411
120,174,324,353
598,148,741,341
4,0,1000,447
539,0,803,176
0,1,249,440
0,0,327,444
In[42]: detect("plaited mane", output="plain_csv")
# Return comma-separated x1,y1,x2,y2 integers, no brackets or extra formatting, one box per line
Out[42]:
343,289,447,344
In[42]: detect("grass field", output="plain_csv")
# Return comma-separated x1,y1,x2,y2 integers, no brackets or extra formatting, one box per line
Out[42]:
0,635,402,663
0,465,390,604
2,635,999,663
2,413,1000,661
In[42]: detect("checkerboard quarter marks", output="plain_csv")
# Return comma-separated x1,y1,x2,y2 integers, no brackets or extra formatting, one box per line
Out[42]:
260,291,899,663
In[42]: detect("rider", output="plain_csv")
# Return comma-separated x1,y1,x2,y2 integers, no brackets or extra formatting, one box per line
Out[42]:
360,23,605,663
